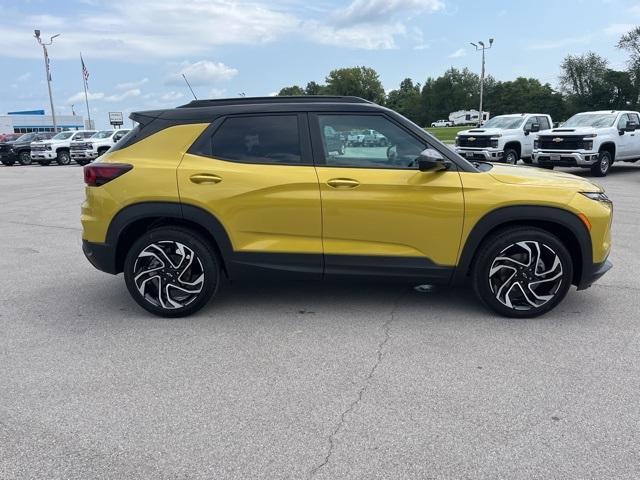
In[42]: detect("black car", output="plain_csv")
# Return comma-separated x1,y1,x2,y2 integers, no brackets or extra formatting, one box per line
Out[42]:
0,132,54,166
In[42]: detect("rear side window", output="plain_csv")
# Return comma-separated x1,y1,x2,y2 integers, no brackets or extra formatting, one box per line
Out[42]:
209,115,302,165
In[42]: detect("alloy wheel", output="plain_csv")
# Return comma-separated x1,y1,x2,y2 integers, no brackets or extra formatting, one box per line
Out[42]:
488,241,563,311
133,240,205,310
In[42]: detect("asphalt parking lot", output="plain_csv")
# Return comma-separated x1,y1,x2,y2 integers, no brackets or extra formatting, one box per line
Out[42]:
1,163,640,479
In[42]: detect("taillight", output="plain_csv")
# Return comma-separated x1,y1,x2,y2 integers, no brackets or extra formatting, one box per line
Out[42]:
84,163,133,186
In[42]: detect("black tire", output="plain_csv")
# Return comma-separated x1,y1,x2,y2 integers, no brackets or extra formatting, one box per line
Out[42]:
18,151,32,165
591,150,612,177
39,160,51,166
504,148,519,165
472,227,573,318
56,150,71,166
124,227,220,318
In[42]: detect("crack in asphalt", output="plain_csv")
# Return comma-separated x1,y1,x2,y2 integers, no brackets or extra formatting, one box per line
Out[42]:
309,289,409,478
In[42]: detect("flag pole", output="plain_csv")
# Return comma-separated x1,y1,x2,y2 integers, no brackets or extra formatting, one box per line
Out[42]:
81,52,91,128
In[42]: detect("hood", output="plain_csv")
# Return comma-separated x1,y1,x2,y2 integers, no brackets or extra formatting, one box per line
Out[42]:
458,128,504,136
488,164,603,191
541,127,599,136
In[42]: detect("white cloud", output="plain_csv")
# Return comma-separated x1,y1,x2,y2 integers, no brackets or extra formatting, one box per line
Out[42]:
160,91,184,102
334,0,444,25
104,89,141,102
67,91,106,103
630,5,640,16
306,21,407,50
448,48,466,58
115,78,148,90
166,60,238,86
604,23,635,36
1,0,299,59
16,72,31,82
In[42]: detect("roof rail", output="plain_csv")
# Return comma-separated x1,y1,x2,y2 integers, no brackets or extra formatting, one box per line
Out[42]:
177,95,372,108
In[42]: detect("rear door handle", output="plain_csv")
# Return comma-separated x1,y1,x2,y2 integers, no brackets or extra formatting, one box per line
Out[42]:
190,173,222,184
327,178,360,188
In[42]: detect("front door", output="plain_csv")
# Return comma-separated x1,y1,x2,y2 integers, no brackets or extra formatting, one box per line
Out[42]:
178,113,323,276
311,113,465,282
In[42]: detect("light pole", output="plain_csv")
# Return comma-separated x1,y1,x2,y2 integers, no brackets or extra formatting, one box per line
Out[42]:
34,30,60,132
471,38,493,126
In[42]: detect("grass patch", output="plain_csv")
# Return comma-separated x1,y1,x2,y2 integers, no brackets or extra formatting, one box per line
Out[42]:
424,126,469,143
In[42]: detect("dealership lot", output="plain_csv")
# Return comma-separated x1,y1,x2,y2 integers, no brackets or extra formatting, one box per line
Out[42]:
1,164,639,479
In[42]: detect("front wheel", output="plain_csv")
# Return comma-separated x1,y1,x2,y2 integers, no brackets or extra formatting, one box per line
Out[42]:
56,150,71,165
591,150,612,177
124,227,220,318
472,227,573,318
504,148,519,165
18,151,32,165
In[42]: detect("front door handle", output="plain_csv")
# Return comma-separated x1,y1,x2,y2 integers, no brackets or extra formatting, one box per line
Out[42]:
327,178,360,188
190,173,222,185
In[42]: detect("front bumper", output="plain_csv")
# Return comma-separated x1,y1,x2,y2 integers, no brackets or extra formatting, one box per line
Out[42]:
577,259,613,290
456,148,504,161
31,151,56,161
83,240,118,274
71,150,98,160
533,150,599,167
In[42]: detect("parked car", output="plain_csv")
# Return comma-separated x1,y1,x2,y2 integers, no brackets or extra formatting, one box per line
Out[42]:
71,129,130,166
347,131,365,146
0,133,23,143
322,126,345,155
0,132,54,166
81,95,612,319
361,129,388,146
431,119,454,127
31,130,97,166
533,110,640,176
455,114,553,164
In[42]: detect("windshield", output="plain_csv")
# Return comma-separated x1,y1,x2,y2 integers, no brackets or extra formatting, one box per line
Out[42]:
563,113,617,128
482,116,524,129
16,133,37,142
92,130,114,139
52,131,74,140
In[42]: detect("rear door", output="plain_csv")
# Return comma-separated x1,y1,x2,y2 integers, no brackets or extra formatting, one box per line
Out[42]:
178,113,323,276
310,112,464,281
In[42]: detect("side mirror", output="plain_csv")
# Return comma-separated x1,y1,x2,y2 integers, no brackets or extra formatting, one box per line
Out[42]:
417,148,450,172
530,123,541,133
626,121,637,132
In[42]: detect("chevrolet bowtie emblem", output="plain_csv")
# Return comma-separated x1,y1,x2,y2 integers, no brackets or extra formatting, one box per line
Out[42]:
468,137,476,141
553,137,564,143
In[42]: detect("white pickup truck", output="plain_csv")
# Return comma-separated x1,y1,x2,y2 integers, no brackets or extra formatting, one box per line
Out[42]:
30,130,97,166
70,129,130,165
455,114,553,164
533,110,640,176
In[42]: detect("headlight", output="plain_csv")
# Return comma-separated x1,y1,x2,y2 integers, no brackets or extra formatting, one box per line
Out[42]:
45,144,52,150
490,137,499,148
455,136,460,146
583,133,597,138
86,142,93,148
581,192,612,204
583,140,593,150
534,140,539,149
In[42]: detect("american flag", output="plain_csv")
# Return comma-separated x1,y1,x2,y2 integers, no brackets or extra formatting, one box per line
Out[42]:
81,54,89,83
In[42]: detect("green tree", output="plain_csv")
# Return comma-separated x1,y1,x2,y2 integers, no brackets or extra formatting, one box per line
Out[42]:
420,67,480,125
304,81,325,95
385,78,423,124
617,26,640,107
324,67,385,103
485,77,565,120
277,85,305,96
559,52,611,113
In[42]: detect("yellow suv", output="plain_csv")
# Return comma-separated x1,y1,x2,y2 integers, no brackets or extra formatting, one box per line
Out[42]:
81,96,613,318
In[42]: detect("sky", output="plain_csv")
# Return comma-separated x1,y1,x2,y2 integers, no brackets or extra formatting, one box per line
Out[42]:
0,0,638,128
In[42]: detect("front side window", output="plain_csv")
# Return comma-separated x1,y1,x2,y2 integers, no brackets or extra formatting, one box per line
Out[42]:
317,114,426,169
537,116,551,130
210,115,302,165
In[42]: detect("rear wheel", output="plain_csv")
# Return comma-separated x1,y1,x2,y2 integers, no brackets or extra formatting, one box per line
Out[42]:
18,151,32,165
591,150,612,177
472,227,573,318
124,227,220,318
56,150,71,166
